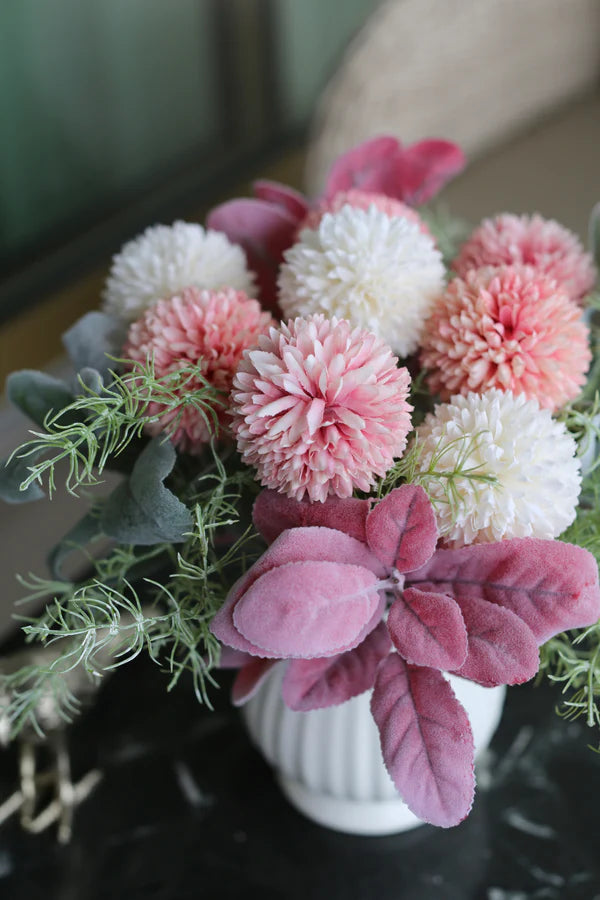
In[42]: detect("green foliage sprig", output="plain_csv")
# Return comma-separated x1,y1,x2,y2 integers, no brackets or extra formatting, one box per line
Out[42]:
0,451,259,738
10,357,225,497
377,430,498,527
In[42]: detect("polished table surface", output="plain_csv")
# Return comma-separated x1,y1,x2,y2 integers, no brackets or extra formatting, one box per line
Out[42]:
0,655,599,900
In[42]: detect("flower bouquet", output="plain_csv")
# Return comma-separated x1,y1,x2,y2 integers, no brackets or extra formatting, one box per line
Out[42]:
2,136,600,832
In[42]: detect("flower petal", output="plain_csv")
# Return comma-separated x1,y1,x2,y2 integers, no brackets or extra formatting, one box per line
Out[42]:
451,595,539,687
366,485,438,572
233,560,383,658
206,198,298,312
371,654,475,827
231,657,279,706
409,538,600,643
252,489,371,544
387,588,468,670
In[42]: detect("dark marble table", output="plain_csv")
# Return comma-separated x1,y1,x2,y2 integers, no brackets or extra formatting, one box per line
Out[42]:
0,655,599,900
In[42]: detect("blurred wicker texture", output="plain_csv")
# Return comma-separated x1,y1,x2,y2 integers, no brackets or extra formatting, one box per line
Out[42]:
305,0,600,194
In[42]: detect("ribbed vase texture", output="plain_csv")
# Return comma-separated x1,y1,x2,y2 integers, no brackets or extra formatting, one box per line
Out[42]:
242,664,505,835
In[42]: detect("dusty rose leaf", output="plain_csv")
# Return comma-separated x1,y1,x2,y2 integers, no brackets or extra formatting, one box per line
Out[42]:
218,646,251,669
371,654,475,827
206,198,298,311
253,489,370,545
408,538,600,644
253,180,309,220
398,139,466,205
231,657,279,706
387,588,467,670
452,595,539,687
324,136,402,199
233,559,383,658
281,621,391,711
366,485,437,572
210,525,384,656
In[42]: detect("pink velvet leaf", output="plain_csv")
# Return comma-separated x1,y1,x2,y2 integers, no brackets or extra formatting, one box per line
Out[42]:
253,489,371,544
387,588,468,670
218,646,252,669
253,180,309,221
281,621,392,711
366,485,438,573
398,140,466,205
324,136,403,199
206,198,298,311
451,595,539,687
408,538,600,644
371,654,475,827
210,525,385,656
233,560,383,658
231,657,279,706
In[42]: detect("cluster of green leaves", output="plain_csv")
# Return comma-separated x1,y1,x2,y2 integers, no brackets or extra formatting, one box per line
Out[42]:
11,356,225,498
0,356,261,738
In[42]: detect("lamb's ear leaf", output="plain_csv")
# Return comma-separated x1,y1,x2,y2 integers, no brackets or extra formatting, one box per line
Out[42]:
0,453,45,504
371,654,475,828
324,136,402,199
233,560,382,659
253,180,308,220
48,512,104,580
207,198,298,313
62,311,127,381
366,485,437,572
399,139,466,205
387,588,467,670
281,621,391,711
409,538,600,643
451,595,539,687
253,489,370,545
6,370,74,428
232,658,279,706
101,437,192,545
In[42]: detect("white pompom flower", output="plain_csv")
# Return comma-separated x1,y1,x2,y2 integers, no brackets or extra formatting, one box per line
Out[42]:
102,221,256,323
277,204,445,357
413,389,581,547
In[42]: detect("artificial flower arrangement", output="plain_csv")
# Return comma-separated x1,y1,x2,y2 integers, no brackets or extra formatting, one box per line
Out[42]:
2,136,600,829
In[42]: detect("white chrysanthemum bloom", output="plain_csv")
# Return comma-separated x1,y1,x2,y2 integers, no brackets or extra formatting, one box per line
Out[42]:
414,389,581,546
277,205,445,357
102,221,255,323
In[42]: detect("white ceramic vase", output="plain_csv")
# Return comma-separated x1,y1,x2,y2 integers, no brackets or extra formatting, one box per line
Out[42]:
242,664,505,835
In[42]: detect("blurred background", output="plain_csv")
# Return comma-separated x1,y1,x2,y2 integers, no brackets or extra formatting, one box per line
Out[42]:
1,0,600,628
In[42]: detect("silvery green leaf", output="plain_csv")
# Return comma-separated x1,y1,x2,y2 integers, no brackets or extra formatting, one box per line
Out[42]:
0,454,45,504
62,311,127,380
101,437,192,545
6,370,74,428
48,512,103,579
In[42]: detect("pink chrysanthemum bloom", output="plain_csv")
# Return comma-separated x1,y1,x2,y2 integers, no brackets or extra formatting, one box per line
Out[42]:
299,188,429,235
453,213,596,304
123,287,273,453
230,314,413,501
420,265,591,412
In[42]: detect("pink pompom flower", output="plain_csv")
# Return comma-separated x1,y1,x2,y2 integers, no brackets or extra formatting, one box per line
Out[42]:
298,188,430,235
123,286,273,453
230,314,413,501
453,213,596,304
420,265,591,411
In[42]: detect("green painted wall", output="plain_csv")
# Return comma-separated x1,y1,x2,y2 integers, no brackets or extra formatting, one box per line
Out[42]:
0,0,374,265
